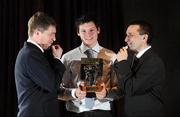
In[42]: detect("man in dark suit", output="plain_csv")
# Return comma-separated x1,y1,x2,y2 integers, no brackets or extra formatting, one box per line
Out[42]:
14,12,65,117
107,20,165,116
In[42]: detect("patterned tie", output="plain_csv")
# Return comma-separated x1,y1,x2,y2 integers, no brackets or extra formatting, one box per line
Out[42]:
84,48,95,109
84,49,94,58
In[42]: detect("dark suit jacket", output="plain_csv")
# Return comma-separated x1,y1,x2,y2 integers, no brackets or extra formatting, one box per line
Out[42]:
114,48,165,116
15,42,65,117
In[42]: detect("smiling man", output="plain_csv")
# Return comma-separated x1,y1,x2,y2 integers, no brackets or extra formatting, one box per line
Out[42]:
59,14,121,117
107,20,165,116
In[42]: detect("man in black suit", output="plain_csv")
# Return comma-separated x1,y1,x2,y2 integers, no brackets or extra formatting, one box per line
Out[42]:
14,12,65,117
107,20,165,116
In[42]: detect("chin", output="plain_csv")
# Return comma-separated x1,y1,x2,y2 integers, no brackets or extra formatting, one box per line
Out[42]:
85,41,96,46
43,46,50,50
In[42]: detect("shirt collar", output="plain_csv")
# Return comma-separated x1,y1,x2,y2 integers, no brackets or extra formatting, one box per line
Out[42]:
80,42,101,53
27,38,44,53
136,46,151,58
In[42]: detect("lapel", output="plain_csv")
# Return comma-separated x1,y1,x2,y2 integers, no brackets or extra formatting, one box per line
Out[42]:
133,48,153,71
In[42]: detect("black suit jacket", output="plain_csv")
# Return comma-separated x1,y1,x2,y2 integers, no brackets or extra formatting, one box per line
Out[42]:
114,48,165,116
15,42,65,117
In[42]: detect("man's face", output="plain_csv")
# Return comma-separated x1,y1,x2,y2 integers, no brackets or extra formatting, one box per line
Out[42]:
125,25,145,52
77,21,100,48
38,25,56,49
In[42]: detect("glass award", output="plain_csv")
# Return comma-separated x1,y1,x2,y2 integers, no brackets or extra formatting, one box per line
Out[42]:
80,58,103,92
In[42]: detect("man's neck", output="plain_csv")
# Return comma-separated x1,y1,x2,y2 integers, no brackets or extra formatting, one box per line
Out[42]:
136,45,151,58
27,38,44,53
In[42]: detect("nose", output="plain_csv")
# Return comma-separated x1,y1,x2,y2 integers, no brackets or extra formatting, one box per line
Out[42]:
86,31,93,36
53,38,56,41
125,36,128,42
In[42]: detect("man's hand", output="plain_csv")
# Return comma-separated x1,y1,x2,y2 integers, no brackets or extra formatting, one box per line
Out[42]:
95,83,107,100
116,46,128,61
51,44,63,59
105,46,128,62
75,82,86,100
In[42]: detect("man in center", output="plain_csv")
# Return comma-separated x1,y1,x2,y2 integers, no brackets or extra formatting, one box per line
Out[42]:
58,14,121,117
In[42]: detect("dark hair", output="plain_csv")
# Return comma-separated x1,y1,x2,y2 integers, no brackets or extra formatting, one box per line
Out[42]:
128,20,153,45
28,11,56,37
75,14,100,33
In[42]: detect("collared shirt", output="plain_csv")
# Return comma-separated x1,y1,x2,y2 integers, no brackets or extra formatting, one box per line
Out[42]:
136,46,151,58
80,42,102,58
27,38,44,53
60,42,120,113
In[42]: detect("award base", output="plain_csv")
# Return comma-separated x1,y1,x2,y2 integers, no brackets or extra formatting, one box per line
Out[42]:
80,85,103,92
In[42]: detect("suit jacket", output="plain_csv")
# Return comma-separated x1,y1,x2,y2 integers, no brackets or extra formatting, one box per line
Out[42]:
15,42,65,117
114,48,165,116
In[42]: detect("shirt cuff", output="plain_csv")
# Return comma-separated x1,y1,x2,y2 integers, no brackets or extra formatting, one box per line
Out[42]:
71,89,77,98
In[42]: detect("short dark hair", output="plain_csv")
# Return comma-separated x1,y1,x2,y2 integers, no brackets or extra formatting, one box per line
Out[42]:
75,14,100,33
128,20,153,45
28,11,56,37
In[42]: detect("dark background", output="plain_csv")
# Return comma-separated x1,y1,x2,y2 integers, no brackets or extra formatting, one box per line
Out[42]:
0,0,180,116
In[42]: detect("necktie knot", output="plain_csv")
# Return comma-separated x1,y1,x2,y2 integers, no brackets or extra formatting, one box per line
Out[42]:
84,49,94,58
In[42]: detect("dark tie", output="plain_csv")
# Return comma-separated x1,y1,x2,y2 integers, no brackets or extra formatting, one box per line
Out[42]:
84,49,94,58
131,55,138,71
84,48,95,108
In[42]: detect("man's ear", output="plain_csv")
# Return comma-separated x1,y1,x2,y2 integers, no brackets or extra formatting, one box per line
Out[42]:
143,34,148,40
142,34,148,43
36,31,40,36
34,29,41,36
97,27,100,34
77,30,80,36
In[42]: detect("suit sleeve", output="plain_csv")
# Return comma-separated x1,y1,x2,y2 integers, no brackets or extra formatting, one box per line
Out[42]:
58,57,76,101
27,52,65,93
114,57,165,96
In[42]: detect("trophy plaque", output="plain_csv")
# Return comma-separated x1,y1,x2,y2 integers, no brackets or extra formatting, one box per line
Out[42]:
80,58,103,92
